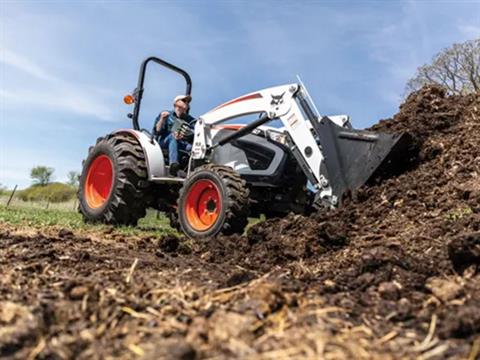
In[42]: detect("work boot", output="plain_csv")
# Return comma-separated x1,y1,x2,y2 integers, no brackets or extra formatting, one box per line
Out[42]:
169,163,180,177
177,169,187,178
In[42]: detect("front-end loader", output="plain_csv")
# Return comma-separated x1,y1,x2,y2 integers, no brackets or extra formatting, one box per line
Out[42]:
78,56,409,239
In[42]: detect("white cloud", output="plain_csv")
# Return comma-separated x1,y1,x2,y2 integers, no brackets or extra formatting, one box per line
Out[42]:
1,47,117,121
2,48,58,82
0,88,113,121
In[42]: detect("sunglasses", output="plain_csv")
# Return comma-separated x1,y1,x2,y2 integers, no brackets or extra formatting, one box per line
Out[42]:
175,102,187,107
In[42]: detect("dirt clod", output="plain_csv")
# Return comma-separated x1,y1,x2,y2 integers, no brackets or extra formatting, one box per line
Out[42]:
69,286,89,300
0,302,40,357
426,277,463,302
58,228,74,238
448,232,480,273
159,234,180,253
378,281,401,300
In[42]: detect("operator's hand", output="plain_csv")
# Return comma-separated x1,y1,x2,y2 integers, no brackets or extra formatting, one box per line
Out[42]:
155,112,170,132
173,131,184,140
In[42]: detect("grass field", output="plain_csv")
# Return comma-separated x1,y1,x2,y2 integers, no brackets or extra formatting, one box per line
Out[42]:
0,188,267,244
0,195,264,239
0,193,78,211
0,195,178,237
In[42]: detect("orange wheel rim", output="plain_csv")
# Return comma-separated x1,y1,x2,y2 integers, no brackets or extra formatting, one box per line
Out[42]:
185,179,222,231
85,154,114,209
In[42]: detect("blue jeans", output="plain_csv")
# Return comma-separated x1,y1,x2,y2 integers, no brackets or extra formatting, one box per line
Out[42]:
159,133,192,164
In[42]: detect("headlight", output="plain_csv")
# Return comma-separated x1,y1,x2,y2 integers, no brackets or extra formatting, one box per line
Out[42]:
267,130,287,144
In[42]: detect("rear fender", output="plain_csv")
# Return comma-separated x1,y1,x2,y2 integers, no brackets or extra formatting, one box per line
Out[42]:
112,129,166,179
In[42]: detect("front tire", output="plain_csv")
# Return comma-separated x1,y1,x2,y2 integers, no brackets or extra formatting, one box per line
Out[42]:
78,133,148,225
178,165,249,239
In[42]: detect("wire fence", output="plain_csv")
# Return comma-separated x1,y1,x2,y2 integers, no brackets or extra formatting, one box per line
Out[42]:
0,194,78,211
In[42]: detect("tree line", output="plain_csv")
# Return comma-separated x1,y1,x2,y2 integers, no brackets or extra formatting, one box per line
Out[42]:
30,166,80,187
406,38,479,95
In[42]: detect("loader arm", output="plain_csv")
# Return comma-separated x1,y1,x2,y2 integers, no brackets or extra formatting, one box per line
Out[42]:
192,83,408,208
192,83,335,204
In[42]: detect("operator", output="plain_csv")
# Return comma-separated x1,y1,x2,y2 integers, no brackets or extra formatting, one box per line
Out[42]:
154,95,195,176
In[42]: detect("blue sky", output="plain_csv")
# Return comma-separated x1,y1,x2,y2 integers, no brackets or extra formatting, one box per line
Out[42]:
1,0,479,189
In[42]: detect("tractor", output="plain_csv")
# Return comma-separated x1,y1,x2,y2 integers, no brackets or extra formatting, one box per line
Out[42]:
78,56,408,239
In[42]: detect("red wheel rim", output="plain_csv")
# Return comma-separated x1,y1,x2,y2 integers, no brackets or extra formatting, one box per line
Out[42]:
185,179,222,231
85,154,114,209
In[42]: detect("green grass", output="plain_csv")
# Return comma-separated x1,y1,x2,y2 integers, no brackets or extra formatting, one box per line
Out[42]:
445,206,473,221
0,203,178,237
0,195,265,238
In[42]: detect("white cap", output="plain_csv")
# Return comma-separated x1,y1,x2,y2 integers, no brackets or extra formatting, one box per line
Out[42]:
173,95,192,104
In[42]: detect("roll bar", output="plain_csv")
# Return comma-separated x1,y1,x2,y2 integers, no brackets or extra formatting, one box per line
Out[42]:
130,56,192,130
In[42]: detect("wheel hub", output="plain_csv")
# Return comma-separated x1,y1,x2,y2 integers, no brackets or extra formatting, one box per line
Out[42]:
206,199,217,212
185,179,222,231
85,154,114,209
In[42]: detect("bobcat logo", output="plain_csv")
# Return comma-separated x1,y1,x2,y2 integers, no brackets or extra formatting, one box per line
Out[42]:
270,92,285,106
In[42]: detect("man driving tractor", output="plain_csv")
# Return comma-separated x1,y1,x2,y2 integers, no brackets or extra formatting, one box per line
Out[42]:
154,95,195,176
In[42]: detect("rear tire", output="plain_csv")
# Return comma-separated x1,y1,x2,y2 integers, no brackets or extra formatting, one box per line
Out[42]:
78,133,148,225
178,165,249,239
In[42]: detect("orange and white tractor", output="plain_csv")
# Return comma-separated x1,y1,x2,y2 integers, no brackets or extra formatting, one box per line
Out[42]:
78,56,408,239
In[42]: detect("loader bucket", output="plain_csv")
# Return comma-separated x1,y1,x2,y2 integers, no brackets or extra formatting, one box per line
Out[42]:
315,116,413,203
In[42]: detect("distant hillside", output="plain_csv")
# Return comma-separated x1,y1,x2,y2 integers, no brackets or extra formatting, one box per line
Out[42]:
18,183,76,203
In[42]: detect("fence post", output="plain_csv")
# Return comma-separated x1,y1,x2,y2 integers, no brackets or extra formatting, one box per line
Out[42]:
6,185,18,207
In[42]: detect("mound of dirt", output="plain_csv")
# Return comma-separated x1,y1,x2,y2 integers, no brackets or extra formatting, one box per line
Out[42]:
190,85,480,357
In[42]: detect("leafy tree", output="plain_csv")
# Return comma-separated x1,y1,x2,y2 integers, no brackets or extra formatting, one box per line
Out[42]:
67,171,80,187
406,38,479,95
30,166,54,186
